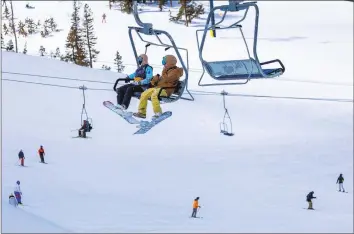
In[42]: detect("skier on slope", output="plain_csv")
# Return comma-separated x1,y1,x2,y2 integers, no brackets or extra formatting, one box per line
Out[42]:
133,55,183,119
38,145,45,163
9,193,18,206
337,174,345,192
306,191,316,210
18,150,25,166
191,197,201,218
102,13,107,23
115,54,153,110
14,181,23,205
78,120,92,138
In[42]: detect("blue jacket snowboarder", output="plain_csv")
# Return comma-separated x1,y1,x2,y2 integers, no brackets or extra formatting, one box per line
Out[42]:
115,54,153,110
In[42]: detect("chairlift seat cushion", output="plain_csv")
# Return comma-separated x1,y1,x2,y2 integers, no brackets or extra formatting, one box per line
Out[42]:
132,80,186,103
204,59,283,80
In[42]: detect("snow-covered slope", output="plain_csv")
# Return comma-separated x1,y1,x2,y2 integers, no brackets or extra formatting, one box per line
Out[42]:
2,201,70,233
2,0,353,233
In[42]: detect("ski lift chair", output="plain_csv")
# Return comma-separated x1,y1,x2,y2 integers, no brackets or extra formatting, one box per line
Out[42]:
112,3,194,103
196,1,285,87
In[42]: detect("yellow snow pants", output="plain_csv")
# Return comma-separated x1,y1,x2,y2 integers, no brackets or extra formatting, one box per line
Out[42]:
138,88,168,115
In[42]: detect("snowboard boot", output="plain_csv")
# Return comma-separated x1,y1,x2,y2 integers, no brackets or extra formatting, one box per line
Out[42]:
133,112,146,119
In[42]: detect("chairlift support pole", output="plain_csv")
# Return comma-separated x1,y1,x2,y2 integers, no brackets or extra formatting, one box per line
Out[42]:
128,2,194,102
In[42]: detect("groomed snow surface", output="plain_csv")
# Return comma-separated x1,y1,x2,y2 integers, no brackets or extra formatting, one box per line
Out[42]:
1,1,353,233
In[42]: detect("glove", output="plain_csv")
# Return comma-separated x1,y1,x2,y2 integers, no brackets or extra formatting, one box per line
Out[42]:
124,76,130,83
132,81,141,85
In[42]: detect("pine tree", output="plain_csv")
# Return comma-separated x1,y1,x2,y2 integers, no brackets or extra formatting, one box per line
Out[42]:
3,4,11,19
3,23,9,35
18,20,28,37
55,47,61,59
83,3,100,68
65,0,88,66
41,19,51,37
25,18,36,34
1,33,4,49
6,39,14,52
120,0,133,14
114,51,125,72
23,42,27,54
102,64,111,70
9,1,18,52
39,45,46,56
48,17,58,32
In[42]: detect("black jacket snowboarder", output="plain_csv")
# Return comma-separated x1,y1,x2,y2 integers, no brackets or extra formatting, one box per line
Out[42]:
18,150,24,159
306,191,316,209
337,174,345,192
18,150,25,166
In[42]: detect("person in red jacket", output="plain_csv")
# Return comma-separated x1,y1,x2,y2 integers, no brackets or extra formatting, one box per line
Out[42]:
38,145,45,163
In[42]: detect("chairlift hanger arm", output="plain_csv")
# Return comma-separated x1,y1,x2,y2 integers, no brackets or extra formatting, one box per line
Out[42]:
128,28,188,87
129,28,190,72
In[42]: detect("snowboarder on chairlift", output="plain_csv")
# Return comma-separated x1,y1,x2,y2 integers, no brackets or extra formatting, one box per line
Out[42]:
14,181,22,205
78,120,92,138
18,150,25,166
306,191,316,210
116,54,153,110
133,55,183,119
191,197,201,218
337,174,345,192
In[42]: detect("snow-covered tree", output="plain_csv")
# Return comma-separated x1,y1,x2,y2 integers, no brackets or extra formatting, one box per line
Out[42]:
114,51,125,72
82,3,99,68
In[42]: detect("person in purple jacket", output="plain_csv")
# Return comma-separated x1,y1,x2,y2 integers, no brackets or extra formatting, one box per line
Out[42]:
115,54,153,110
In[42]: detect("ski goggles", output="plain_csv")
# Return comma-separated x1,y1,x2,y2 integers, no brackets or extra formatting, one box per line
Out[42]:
162,56,167,65
138,56,143,64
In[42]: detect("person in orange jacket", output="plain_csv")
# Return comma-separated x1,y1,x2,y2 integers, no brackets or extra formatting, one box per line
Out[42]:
191,197,201,218
38,145,45,163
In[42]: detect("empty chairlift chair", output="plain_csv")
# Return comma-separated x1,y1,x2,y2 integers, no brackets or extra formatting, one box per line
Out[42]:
196,1,286,86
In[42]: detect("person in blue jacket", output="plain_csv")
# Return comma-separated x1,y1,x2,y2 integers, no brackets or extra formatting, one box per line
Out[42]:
116,54,153,109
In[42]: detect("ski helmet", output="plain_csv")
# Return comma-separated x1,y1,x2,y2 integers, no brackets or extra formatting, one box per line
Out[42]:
16,181,20,185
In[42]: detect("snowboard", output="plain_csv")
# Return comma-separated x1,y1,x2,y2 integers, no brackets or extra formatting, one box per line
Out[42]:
39,162,48,164
103,101,140,124
133,111,172,135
